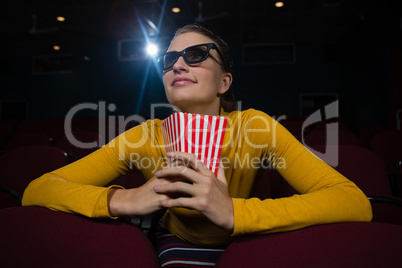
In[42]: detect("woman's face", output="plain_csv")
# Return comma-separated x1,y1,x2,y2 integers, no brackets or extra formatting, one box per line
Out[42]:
162,32,232,116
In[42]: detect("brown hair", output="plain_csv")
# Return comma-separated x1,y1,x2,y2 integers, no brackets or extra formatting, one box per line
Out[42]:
173,24,236,112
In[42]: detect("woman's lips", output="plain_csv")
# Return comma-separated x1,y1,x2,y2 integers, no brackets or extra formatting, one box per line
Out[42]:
172,77,195,86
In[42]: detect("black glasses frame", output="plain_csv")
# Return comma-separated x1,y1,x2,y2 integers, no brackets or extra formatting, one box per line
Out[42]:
158,43,226,71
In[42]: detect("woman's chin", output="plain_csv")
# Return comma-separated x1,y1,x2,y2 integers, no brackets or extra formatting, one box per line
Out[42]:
169,98,196,111
170,102,193,113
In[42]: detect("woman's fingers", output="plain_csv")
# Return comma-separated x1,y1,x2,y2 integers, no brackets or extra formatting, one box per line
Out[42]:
166,152,212,175
160,195,198,209
156,151,213,184
154,180,194,196
155,164,201,184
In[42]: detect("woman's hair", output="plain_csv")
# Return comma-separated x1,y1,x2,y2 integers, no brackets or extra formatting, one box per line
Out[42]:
173,24,236,112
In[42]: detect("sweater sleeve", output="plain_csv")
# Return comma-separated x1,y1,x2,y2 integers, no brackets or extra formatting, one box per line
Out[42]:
22,123,152,218
231,111,373,236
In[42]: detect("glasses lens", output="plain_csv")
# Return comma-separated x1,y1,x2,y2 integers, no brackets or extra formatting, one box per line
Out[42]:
185,45,208,63
163,52,178,69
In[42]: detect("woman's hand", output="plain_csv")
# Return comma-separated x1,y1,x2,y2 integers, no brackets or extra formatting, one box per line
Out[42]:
153,152,234,233
108,176,174,218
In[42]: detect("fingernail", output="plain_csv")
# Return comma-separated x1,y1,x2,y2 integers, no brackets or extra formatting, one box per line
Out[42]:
155,170,161,176
154,186,160,191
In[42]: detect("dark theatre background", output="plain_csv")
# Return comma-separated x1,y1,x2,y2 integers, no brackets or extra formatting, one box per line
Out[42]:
1,1,402,267
0,0,400,130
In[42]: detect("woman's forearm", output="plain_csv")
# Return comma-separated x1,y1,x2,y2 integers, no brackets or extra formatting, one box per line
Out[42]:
107,188,139,217
22,174,117,218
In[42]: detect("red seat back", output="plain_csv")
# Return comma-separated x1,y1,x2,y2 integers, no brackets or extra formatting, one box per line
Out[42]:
4,133,53,151
304,130,362,147
359,126,393,149
326,145,392,196
370,130,402,166
54,131,102,160
253,145,392,199
0,146,68,199
0,207,159,267
216,222,402,267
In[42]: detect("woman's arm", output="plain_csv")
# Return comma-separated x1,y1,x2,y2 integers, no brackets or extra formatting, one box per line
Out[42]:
22,145,126,217
23,119,175,219
231,111,373,235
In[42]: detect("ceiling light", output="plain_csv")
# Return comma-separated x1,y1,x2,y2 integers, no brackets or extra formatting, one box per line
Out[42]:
57,16,65,22
275,2,284,8
53,45,61,51
172,7,180,13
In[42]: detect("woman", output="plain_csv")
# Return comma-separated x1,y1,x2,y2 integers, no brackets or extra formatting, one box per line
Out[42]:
23,24,372,267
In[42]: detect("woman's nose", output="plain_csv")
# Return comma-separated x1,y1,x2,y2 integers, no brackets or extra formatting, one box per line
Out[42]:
172,56,189,73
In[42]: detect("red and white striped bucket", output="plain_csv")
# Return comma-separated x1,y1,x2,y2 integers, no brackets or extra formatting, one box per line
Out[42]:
161,112,228,175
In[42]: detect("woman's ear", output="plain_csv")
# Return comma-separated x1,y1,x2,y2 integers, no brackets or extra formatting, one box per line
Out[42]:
218,73,233,95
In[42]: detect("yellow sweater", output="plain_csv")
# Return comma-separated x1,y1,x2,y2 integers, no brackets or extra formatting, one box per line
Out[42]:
22,109,372,246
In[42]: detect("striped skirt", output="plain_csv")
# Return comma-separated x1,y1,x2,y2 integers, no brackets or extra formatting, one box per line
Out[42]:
156,233,226,267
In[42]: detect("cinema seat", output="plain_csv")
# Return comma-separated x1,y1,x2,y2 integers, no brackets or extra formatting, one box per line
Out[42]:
304,130,362,147
4,133,53,151
370,131,402,167
216,222,402,268
54,131,103,161
253,145,402,226
0,206,159,267
0,146,68,201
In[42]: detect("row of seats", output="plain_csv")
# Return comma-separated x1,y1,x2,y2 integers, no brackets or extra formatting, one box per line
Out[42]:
1,116,400,154
280,118,402,196
254,145,402,226
1,144,401,226
1,116,401,202
0,116,139,151
2,206,401,267
0,145,402,224
0,117,128,164
0,145,147,209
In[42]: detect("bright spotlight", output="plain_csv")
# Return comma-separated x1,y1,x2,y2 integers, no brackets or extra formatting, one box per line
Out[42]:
146,43,158,56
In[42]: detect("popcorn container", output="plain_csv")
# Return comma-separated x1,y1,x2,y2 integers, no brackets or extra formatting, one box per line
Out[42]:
161,112,228,175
